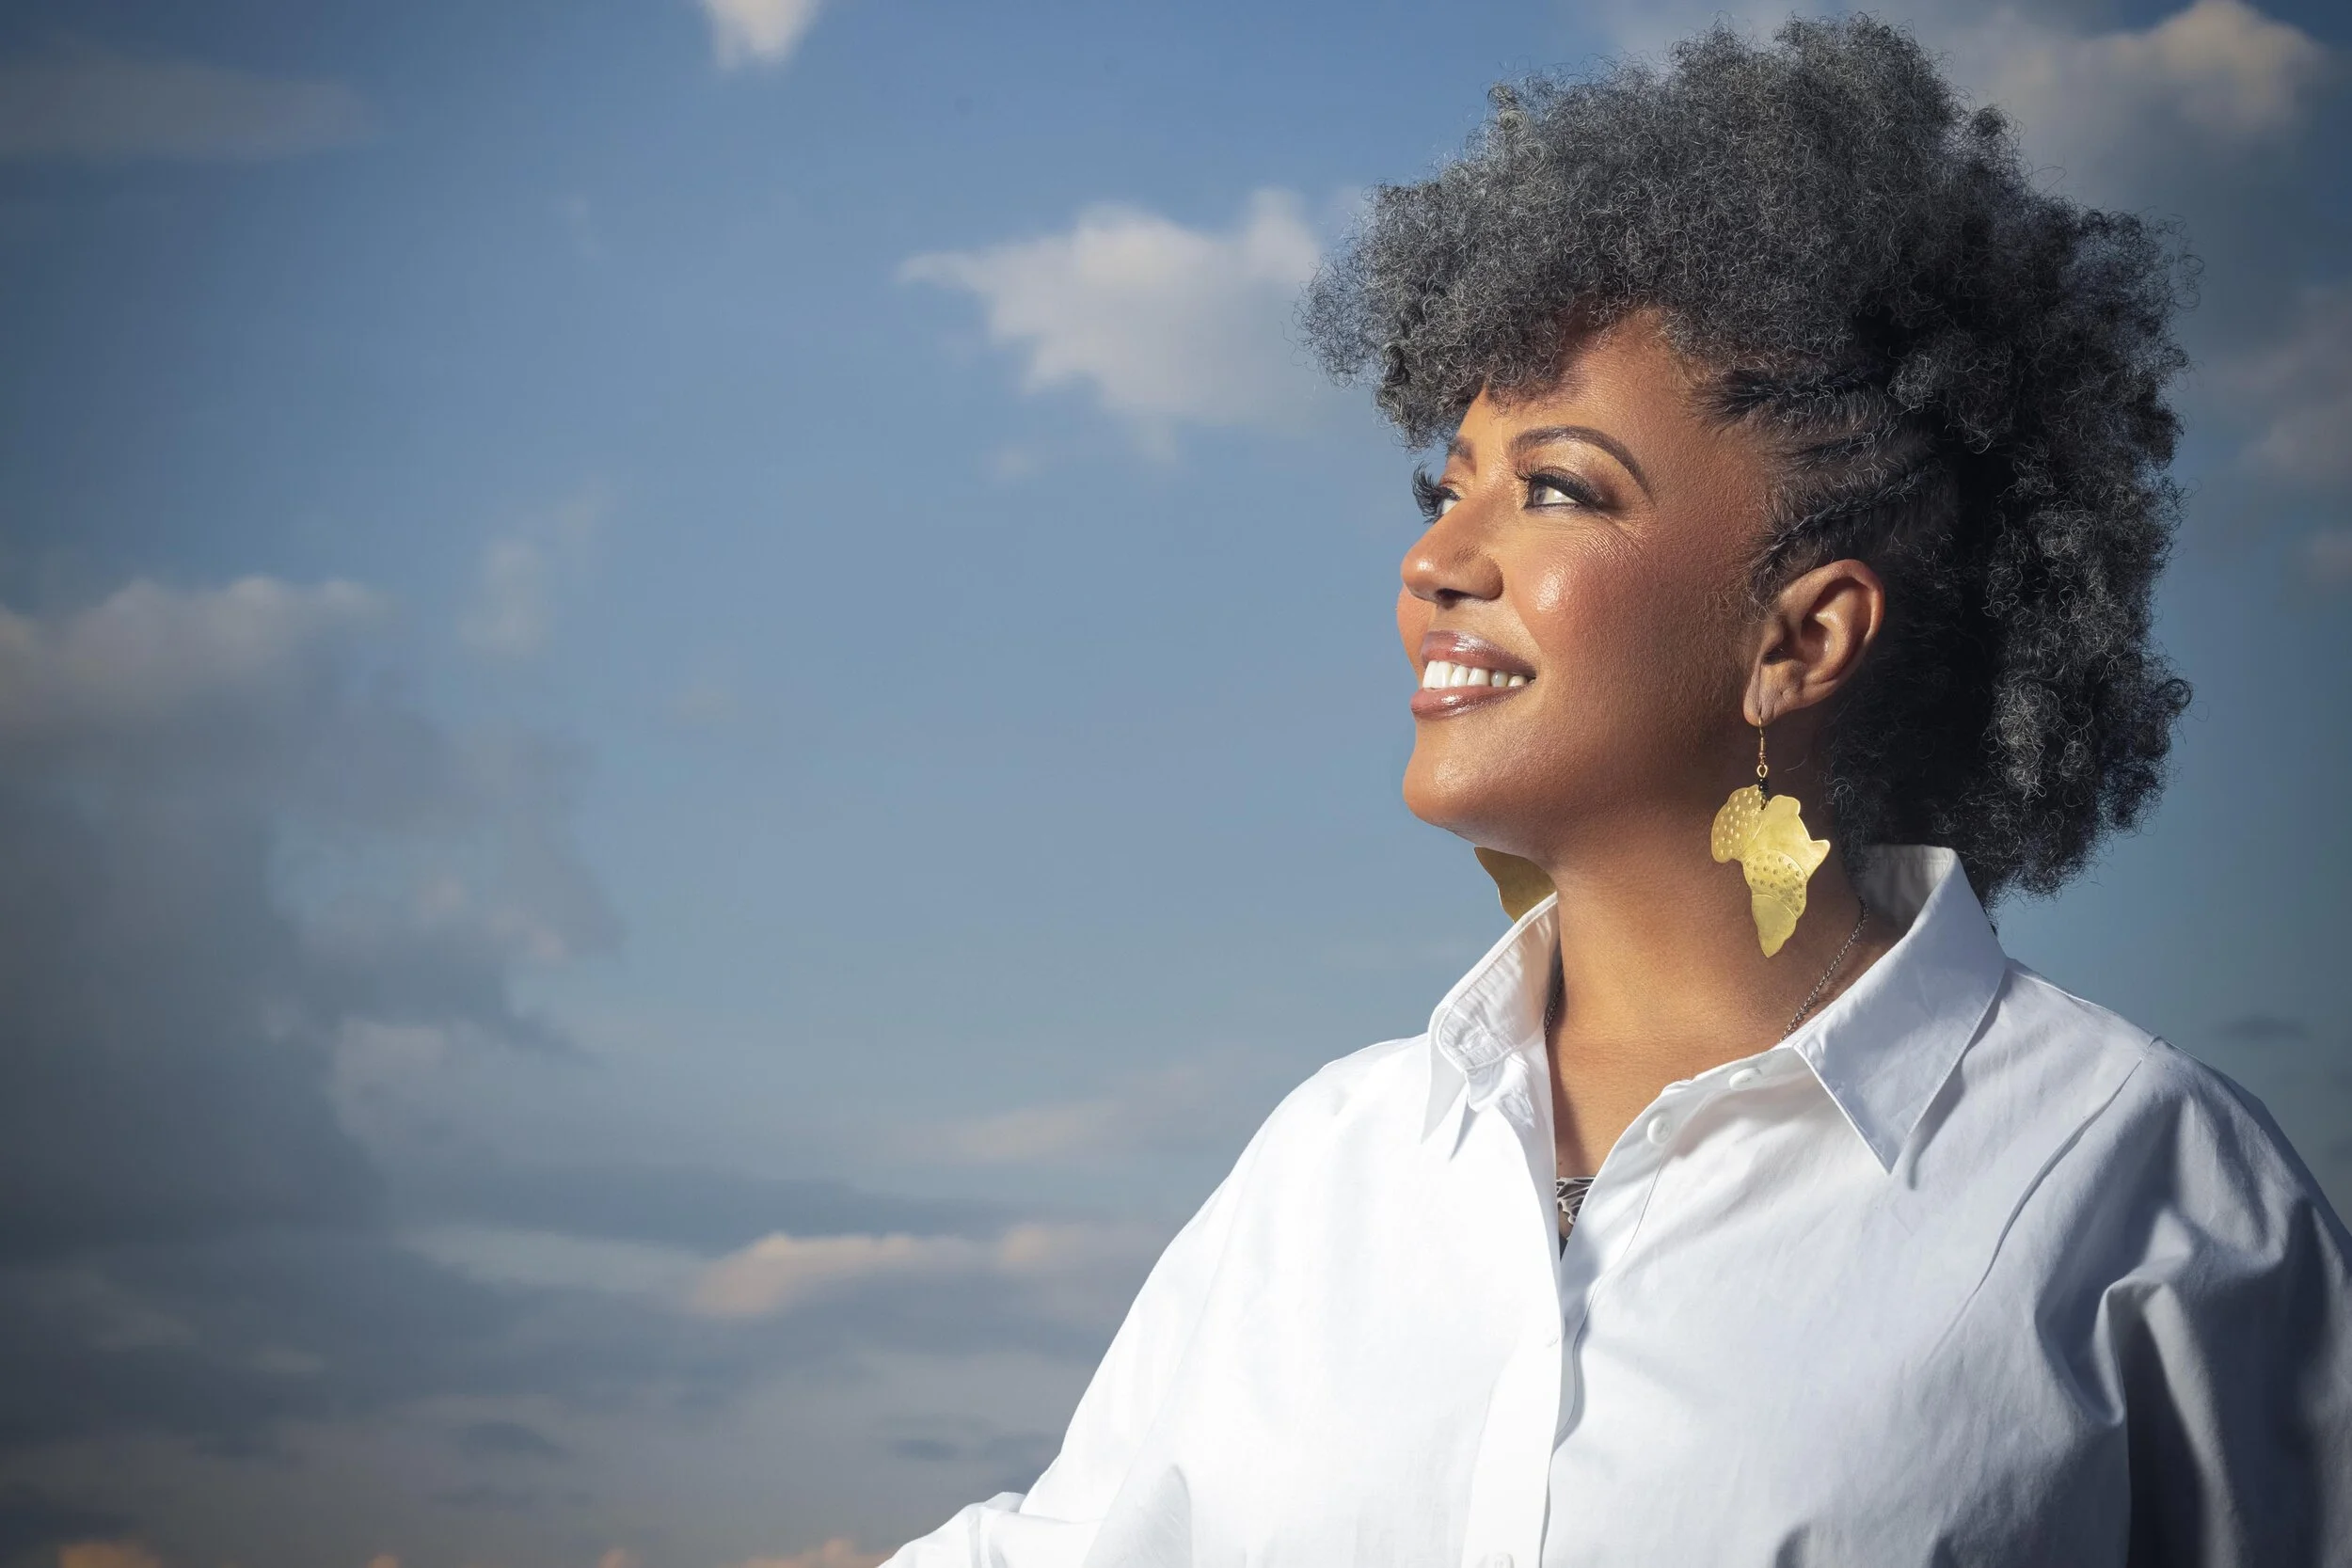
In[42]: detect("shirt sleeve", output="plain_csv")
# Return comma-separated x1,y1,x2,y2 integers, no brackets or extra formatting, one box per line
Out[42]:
2105,1051,2352,1567
882,1124,1264,1568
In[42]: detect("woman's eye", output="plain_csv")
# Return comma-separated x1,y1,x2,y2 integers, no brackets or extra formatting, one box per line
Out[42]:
1525,471,1597,508
1411,468,1460,523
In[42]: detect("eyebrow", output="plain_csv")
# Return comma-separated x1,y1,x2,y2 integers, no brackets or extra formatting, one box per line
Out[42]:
1448,425,1654,499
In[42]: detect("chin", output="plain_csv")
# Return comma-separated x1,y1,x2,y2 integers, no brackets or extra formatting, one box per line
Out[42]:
1402,753,1554,861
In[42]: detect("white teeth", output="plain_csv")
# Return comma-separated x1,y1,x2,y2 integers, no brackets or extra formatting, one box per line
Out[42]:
1419,658,1533,691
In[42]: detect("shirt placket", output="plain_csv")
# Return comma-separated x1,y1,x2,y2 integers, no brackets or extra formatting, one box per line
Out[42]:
1551,1049,1806,1444
1454,1048,1572,1568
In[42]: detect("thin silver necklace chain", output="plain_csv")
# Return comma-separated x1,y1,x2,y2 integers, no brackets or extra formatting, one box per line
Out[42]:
1784,898,1871,1036
1548,898,1871,1230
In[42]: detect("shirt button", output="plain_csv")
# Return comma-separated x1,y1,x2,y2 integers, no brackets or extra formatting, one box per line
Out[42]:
1726,1067,1761,1089
1645,1115,1674,1146
1482,1555,1515,1568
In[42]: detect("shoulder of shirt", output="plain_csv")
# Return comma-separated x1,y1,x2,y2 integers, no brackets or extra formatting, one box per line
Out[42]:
2006,960,2349,1245
1242,1034,1430,1142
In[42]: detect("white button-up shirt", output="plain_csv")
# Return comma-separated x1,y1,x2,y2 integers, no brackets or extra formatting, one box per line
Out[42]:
889,847,2352,1566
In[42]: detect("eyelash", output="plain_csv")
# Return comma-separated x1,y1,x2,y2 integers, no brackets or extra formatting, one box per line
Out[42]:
1524,468,1603,509
1411,467,1455,522
1411,467,1603,524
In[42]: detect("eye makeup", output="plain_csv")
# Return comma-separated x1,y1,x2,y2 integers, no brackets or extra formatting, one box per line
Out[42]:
1519,467,1610,511
1412,467,1458,523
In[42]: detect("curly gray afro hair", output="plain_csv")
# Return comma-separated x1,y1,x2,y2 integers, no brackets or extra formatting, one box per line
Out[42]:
1301,15,2194,901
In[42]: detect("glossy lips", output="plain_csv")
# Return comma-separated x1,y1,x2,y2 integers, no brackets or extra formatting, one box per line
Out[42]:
1411,632,1535,717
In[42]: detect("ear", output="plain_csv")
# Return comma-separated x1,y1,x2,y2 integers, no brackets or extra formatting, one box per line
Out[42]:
1741,558,1886,728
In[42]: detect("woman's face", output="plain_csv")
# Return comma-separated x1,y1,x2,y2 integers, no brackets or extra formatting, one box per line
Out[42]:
1396,312,1779,865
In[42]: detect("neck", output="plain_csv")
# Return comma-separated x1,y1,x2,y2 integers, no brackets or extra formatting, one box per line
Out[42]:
1533,803,1895,1173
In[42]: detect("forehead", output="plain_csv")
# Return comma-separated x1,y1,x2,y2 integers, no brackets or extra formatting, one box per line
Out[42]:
1446,312,1775,530
1450,313,1710,455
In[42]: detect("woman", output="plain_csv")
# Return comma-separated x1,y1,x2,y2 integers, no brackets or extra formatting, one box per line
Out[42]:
891,19,2351,1566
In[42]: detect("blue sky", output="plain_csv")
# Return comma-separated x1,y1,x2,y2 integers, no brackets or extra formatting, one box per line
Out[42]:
0,1,2345,1564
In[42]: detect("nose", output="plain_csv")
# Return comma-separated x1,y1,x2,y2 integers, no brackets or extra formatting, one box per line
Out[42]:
1402,501,1505,608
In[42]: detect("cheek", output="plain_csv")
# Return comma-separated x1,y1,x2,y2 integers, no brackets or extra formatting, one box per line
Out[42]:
1523,548,1657,675
1522,546,1740,740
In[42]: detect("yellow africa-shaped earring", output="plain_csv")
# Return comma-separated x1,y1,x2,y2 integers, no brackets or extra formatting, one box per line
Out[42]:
1710,724,1831,957
1474,847,1555,923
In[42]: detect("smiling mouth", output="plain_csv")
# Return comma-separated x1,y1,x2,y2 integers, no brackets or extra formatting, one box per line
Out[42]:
1419,659,1531,691
1410,654,1534,718
1411,630,1536,717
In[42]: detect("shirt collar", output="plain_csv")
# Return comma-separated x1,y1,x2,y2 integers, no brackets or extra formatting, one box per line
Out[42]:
1421,846,2008,1171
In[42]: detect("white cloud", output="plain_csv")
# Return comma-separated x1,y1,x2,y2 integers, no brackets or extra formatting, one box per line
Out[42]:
689,1223,1146,1319
691,1231,972,1316
0,51,371,163
459,537,559,658
0,570,621,1262
2082,0,2328,139
0,577,384,758
407,1224,711,1299
2218,283,2352,490
924,1061,1244,1165
700,0,825,71
936,1099,1131,1165
900,189,1329,449
1951,0,2331,187
459,486,605,660
414,1217,1152,1323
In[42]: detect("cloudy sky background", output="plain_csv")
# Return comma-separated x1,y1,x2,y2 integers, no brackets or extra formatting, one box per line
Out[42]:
0,0,2345,1564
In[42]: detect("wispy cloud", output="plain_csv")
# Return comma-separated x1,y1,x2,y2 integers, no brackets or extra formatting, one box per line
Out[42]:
458,485,607,661
921,1061,1253,1166
700,0,827,71
689,1222,1151,1320
0,575,612,1261
0,50,371,163
691,1232,969,1316
901,189,1330,452
2219,284,2352,492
